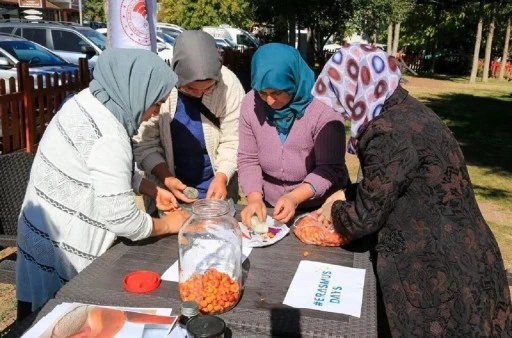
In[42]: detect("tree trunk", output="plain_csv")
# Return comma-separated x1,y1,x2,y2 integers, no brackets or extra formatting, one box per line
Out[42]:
469,0,485,84
392,22,401,57
288,17,297,47
498,16,511,80
306,27,316,67
429,3,442,73
372,32,377,45
387,22,393,54
483,1,498,82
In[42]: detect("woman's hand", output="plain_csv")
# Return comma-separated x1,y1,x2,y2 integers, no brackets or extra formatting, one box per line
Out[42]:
316,190,346,223
161,208,190,234
240,193,267,228
164,177,197,203
206,173,228,200
273,194,298,224
155,186,178,211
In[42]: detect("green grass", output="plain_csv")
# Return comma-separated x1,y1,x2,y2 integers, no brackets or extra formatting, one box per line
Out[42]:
488,221,512,271
404,77,512,217
468,165,512,211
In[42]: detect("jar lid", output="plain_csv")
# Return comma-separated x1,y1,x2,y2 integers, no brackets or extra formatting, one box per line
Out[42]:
186,315,226,338
181,301,199,317
123,270,161,293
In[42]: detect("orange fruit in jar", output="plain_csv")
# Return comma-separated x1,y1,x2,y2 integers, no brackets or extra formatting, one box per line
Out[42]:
179,268,240,314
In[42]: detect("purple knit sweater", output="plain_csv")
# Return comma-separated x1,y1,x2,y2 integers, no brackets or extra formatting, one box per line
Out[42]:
238,90,349,208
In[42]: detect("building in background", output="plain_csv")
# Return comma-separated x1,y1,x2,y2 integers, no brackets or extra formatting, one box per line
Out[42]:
0,0,81,22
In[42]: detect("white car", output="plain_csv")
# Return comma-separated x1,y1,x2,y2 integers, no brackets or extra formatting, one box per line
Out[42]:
156,23,184,39
0,34,80,92
95,28,173,64
202,25,259,50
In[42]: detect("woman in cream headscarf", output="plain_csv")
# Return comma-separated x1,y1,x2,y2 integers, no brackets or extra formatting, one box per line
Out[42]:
134,30,245,210
16,48,189,319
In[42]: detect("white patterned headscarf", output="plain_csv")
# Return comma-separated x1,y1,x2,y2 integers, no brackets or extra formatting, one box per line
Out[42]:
312,43,401,154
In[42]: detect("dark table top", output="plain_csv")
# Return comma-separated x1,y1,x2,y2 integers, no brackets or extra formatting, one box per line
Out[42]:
9,207,378,338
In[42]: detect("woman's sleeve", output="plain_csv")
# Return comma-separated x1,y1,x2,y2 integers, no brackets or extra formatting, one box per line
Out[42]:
237,96,264,196
132,104,167,175
214,72,245,182
332,132,418,239
87,136,152,241
303,112,348,197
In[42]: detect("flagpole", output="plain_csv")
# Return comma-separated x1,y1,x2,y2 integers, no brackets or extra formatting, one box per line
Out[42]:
78,0,83,25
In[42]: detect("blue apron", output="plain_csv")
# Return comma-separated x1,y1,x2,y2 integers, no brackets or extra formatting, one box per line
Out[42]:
171,93,215,199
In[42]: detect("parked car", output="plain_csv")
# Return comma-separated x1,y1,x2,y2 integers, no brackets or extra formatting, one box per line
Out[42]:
0,34,79,91
157,31,175,48
95,28,173,64
215,37,237,50
0,20,104,68
203,25,259,50
214,37,237,58
156,23,185,39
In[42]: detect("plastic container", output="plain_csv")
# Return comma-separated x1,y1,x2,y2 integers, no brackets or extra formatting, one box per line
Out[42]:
178,199,242,314
186,315,226,338
293,213,348,247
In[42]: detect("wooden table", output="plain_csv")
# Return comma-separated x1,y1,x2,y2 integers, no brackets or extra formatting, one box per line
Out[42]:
9,207,378,337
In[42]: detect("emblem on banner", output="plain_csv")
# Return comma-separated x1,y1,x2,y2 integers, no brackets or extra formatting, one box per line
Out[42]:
120,0,150,46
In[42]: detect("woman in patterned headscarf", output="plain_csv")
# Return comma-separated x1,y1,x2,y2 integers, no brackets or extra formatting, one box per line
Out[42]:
238,43,349,227
316,44,512,337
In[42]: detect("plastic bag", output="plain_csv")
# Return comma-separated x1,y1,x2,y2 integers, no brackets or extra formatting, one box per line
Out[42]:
293,213,347,247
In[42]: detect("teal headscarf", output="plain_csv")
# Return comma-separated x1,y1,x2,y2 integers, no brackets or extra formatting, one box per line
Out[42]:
251,43,314,134
90,48,178,137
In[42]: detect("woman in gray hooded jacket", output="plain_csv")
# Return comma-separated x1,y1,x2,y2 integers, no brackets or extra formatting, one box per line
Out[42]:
133,30,245,211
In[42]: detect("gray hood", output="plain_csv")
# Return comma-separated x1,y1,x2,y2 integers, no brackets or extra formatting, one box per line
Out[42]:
172,30,222,87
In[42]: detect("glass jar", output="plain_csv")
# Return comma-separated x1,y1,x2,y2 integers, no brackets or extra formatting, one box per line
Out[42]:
178,199,242,314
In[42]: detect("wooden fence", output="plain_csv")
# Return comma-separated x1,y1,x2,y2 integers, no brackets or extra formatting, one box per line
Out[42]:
0,59,90,154
222,48,255,73
0,50,255,155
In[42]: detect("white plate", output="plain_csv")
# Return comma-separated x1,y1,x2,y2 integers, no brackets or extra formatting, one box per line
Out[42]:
238,216,289,248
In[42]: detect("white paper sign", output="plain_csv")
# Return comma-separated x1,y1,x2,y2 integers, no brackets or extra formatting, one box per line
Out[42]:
161,247,252,282
283,260,366,318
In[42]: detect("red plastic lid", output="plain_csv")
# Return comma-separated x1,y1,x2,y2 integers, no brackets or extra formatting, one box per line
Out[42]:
123,270,161,293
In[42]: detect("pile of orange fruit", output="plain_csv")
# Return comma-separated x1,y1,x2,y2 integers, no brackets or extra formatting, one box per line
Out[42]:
294,215,347,247
179,268,240,314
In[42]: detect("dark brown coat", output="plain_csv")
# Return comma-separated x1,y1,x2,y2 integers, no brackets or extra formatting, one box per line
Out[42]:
332,86,512,337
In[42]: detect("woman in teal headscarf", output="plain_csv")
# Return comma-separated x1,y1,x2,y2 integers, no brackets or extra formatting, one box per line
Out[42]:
16,48,190,319
238,43,349,227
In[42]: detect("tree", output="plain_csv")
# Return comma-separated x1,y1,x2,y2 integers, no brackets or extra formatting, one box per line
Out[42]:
483,0,501,81
345,0,390,45
387,23,393,53
251,0,353,65
470,0,486,83
158,0,253,29
389,0,415,56
83,0,106,22
498,15,511,79
298,0,353,63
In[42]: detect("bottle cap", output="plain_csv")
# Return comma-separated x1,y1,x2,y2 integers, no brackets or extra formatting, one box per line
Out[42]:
123,270,161,293
186,315,226,338
181,300,200,317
